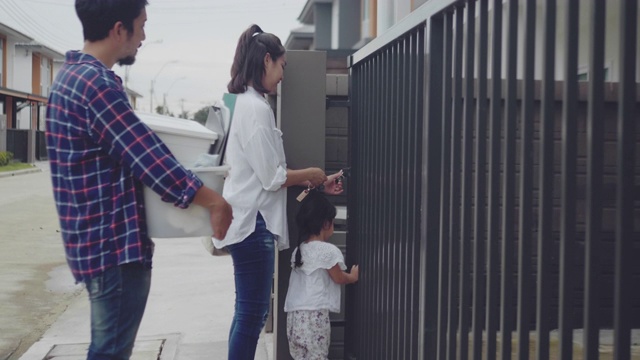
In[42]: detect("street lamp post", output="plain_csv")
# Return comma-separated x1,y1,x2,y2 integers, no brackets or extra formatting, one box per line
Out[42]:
150,60,178,113
124,39,162,89
162,76,186,115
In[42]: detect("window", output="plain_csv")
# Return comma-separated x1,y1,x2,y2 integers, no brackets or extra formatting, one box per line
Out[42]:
41,57,51,96
577,64,610,82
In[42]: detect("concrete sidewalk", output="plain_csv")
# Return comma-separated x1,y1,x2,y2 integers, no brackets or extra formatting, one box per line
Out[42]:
18,234,274,360
1,162,273,359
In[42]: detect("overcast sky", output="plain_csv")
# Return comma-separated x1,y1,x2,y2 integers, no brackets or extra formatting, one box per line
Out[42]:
0,0,306,116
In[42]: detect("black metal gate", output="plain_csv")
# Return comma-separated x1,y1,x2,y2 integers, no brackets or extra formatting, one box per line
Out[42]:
346,0,639,359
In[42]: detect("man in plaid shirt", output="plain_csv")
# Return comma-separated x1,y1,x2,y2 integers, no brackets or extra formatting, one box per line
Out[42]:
45,1,232,359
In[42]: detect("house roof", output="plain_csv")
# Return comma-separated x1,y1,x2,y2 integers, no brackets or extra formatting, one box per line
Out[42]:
297,0,332,25
0,22,32,42
15,41,64,61
284,25,314,50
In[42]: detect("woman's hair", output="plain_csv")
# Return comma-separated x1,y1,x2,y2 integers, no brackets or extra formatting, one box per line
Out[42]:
75,0,148,42
294,191,337,267
227,24,286,95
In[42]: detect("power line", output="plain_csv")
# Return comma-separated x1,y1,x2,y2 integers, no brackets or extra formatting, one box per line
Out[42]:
2,0,77,51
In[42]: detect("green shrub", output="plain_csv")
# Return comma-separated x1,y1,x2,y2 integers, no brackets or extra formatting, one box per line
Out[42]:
0,151,14,166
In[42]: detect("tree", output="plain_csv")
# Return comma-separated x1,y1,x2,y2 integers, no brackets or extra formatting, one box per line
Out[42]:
193,106,210,126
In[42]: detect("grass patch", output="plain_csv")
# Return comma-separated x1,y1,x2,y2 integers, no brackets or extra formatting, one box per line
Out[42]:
0,162,35,173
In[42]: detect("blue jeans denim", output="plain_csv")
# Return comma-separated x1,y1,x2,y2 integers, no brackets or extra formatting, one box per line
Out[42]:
226,213,275,360
84,262,152,360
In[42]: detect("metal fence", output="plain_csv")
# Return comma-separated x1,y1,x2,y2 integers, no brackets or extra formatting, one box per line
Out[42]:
346,0,639,359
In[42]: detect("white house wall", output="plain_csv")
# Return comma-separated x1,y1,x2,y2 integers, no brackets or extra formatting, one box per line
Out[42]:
12,46,32,93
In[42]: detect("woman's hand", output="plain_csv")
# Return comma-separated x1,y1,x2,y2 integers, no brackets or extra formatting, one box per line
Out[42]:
306,167,327,187
323,170,344,195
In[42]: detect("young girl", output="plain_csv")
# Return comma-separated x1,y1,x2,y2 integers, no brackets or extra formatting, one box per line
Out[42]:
284,191,359,360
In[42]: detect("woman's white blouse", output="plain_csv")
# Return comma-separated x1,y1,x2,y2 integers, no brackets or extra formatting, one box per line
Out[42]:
284,241,347,313
213,87,289,250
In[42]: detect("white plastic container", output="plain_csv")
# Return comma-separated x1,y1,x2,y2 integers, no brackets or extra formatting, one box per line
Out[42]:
144,166,229,238
136,111,218,166
136,112,226,238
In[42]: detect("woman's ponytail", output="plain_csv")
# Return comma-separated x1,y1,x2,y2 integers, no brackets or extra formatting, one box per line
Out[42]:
228,24,264,94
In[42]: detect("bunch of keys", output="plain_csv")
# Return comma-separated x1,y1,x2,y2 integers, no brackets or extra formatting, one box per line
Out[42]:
296,167,350,202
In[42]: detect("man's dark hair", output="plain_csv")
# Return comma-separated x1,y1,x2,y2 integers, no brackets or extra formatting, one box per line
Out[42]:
227,24,286,95
75,0,148,42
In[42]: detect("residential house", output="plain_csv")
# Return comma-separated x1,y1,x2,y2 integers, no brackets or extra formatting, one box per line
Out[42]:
0,22,62,162
0,19,144,163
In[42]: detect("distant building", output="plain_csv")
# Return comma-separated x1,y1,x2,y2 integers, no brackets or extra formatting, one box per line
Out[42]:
0,21,143,163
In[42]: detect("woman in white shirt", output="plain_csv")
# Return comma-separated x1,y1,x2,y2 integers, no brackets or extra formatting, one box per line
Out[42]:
215,24,343,360
284,191,359,360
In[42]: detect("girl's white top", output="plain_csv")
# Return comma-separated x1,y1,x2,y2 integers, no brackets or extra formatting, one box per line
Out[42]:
284,241,347,313
213,87,289,250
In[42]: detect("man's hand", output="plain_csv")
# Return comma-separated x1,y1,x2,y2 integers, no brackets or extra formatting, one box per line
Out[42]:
209,196,233,240
193,186,233,240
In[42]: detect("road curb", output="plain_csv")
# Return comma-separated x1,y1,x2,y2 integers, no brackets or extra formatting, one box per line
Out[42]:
0,167,42,179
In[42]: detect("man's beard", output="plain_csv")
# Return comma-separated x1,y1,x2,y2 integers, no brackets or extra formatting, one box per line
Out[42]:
118,55,136,66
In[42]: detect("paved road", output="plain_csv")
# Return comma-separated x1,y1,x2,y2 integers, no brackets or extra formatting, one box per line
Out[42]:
0,165,83,360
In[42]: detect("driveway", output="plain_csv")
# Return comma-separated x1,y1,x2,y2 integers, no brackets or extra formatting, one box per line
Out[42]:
0,164,82,360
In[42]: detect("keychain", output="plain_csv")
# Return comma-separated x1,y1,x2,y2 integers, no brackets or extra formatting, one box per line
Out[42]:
296,184,314,202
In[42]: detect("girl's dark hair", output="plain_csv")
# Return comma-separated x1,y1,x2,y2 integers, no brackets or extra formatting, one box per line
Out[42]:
294,191,337,267
227,24,286,95
75,0,148,42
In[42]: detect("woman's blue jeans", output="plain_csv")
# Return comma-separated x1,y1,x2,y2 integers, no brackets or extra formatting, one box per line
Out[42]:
226,213,275,360
84,262,152,360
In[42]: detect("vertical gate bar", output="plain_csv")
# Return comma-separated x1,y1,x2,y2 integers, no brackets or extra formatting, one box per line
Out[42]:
447,5,464,360
370,57,378,359
558,1,579,359
517,1,536,359
536,0,556,358
438,10,454,360
392,41,400,358
485,0,503,358
459,2,476,359
366,59,375,359
356,60,364,359
500,1,518,359
382,46,391,360
346,59,358,359
584,0,605,358
408,31,417,359
360,59,368,359
613,0,637,359
354,62,363,358
380,51,388,360
413,26,426,360
368,53,384,359
389,45,397,360
402,33,413,360
394,34,408,359
423,14,444,360
360,61,368,358
376,50,386,360
472,0,489,358
361,58,370,359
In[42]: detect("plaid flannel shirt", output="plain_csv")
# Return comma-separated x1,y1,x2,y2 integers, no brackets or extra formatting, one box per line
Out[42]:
46,51,203,283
